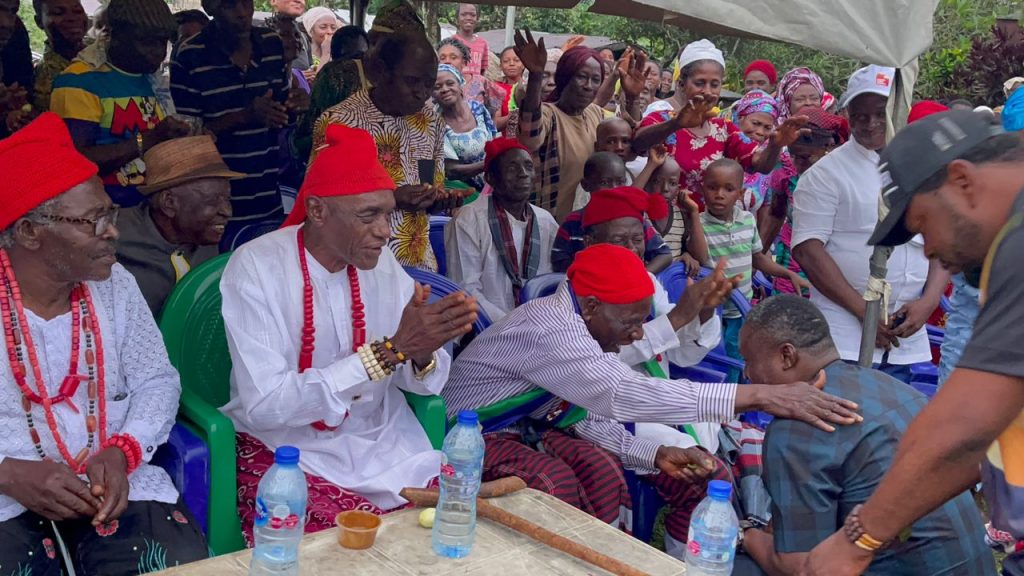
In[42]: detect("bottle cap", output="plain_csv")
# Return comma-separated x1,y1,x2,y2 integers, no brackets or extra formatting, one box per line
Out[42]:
274,445,300,465
708,479,732,500
457,410,478,426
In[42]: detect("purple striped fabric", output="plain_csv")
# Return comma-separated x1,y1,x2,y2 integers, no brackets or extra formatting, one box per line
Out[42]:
443,283,738,470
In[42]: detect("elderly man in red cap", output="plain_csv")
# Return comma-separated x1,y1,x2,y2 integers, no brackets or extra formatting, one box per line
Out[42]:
445,137,559,321
220,124,479,542
0,113,208,573
444,243,860,557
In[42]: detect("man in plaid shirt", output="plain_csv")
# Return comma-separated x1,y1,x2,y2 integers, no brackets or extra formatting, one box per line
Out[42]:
735,295,993,576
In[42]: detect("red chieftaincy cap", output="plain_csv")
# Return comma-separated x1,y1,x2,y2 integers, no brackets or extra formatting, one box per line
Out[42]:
282,124,397,228
567,244,655,305
0,112,98,231
582,186,668,228
744,60,778,85
483,137,530,172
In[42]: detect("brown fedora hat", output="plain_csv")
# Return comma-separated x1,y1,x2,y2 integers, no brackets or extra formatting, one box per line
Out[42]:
137,135,244,195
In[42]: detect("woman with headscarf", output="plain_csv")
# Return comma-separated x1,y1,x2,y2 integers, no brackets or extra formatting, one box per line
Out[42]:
761,107,849,294
732,89,794,214
633,39,807,210
301,6,340,71
776,67,826,125
433,63,497,191
438,36,504,123
294,0,424,161
513,30,646,222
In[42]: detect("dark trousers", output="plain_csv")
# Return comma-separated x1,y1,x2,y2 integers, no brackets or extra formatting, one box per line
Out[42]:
0,499,208,575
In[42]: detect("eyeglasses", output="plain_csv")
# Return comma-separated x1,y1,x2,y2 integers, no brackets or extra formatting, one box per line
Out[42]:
42,207,120,236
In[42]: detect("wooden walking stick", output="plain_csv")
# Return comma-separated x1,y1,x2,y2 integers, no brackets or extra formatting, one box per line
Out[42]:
402,480,652,576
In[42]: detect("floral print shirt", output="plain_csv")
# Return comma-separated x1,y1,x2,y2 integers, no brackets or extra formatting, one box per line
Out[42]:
442,100,497,191
313,90,445,271
638,114,760,209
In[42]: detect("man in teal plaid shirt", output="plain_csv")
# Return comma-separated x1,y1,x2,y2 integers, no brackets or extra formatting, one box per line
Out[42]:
733,295,993,576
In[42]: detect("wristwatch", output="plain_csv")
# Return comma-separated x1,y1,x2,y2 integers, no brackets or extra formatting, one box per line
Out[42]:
413,353,438,380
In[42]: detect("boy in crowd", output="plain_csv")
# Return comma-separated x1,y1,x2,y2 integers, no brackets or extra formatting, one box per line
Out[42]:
586,117,662,203
646,156,705,275
700,159,809,379
553,151,672,273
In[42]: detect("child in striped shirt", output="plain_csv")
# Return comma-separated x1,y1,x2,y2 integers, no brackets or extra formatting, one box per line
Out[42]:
646,156,706,276
700,159,809,380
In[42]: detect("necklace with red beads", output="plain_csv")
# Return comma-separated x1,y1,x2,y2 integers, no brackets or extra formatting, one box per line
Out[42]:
0,249,106,474
296,227,365,431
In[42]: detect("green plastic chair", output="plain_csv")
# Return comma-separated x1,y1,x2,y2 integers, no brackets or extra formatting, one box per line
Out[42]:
159,252,448,556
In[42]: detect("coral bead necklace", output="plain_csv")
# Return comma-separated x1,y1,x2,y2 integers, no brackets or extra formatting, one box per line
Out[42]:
0,249,106,473
296,227,365,431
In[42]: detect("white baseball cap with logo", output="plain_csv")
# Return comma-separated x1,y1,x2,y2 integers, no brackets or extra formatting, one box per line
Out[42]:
840,65,896,109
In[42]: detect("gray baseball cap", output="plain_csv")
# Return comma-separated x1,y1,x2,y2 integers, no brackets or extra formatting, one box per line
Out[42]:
869,110,1006,247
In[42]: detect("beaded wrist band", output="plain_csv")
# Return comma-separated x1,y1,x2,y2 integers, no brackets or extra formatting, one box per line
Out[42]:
843,504,894,552
102,433,142,475
357,344,386,381
383,337,407,364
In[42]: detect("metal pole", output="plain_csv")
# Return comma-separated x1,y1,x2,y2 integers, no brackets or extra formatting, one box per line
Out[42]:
504,6,517,49
858,245,894,367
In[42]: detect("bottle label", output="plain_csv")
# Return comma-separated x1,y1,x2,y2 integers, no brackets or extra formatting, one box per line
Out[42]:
255,498,301,530
440,453,455,478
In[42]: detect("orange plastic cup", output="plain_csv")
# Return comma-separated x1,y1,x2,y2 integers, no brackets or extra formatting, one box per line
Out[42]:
335,510,382,550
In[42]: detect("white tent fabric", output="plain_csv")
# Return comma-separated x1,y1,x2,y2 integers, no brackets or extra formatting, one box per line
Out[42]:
591,0,941,69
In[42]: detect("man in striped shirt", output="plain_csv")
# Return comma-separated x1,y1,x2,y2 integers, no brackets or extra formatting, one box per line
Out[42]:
171,0,308,242
700,158,808,379
445,244,860,555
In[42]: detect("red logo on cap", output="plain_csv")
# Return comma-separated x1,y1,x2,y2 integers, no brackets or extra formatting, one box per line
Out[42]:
876,73,891,87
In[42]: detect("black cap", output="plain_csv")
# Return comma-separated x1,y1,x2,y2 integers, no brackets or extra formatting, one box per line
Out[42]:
869,110,1005,247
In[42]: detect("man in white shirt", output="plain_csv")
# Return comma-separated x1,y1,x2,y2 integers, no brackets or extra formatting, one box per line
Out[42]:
0,114,207,574
791,65,950,382
446,137,558,322
220,124,478,541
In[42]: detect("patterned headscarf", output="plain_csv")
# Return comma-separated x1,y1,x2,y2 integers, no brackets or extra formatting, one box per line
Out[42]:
549,46,604,103
777,67,825,125
437,63,465,86
734,89,780,123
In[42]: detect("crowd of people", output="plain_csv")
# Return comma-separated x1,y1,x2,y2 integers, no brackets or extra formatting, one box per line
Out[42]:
0,0,1022,573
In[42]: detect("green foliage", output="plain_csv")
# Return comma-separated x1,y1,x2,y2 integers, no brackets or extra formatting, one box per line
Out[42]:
19,0,47,54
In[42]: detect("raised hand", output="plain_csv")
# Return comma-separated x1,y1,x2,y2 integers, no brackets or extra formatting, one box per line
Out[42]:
647,143,668,169
673,95,715,130
513,29,547,76
654,446,716,483
679,189,700,216
772,116,811,147
0,458,100,521
86,447,130,525
391,284,479,366
618,48,648,100
561,35,585,52
668,259,740,328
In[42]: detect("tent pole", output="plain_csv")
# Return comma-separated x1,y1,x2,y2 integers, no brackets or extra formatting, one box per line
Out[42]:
504,6,517,49
350,0,366,28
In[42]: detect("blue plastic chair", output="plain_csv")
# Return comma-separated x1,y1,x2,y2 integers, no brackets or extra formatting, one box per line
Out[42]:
429,216,450,277
521,273,566,302
152,424,211,534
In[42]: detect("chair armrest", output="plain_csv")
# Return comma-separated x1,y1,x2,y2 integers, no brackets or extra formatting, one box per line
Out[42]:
177,388,246,556
403,391,447,450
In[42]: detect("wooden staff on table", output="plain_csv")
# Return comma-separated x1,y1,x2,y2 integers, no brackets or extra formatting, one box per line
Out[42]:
402,478,651,576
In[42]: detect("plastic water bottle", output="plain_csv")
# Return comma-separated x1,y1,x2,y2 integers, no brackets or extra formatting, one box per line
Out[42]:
432,410,485,558
250,446,307,576
685,479,739,576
